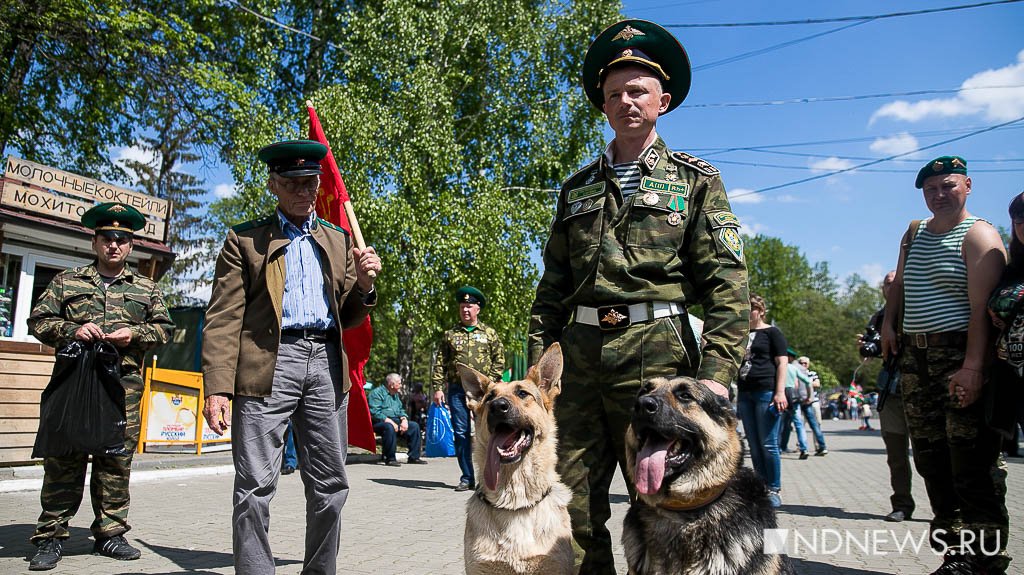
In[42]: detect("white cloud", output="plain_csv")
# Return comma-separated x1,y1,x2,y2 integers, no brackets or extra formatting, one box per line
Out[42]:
869,132,921,157
737,215,768,236
871,49,1024,123
111,143,158,185
777,194,799,203
857,263,887,287
809,157,854,172
728,187,762,204
213,183,236,199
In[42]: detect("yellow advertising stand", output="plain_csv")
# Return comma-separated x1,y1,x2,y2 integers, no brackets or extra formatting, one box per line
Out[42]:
139,359,231,454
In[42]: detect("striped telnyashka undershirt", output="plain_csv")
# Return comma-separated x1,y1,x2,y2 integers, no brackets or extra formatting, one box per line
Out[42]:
613,161,641,196
902,216,978,333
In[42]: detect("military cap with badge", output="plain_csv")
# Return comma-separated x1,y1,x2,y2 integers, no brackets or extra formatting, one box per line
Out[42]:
456,286,486,308
915,155,968,189
581,19,692,114
258,140,328,178
81,202,147,240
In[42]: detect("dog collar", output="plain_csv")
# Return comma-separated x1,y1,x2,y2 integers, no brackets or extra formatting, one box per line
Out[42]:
475,487,553,511
655,483,728,512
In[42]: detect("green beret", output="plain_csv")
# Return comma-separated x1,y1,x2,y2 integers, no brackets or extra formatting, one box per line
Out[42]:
581,19,691,115
81,202,146,239
456,286,486,308
915,155,968,189
257,140,327,178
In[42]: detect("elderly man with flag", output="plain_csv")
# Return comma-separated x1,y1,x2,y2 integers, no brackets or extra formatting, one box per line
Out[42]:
201,138,381,575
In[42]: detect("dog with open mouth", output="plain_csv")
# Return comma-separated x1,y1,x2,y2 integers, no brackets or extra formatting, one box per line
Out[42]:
623,376,793,575
457,343,574,575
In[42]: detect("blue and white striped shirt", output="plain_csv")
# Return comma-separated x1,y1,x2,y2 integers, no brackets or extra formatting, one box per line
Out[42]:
903,216,977,333
277,210,335,330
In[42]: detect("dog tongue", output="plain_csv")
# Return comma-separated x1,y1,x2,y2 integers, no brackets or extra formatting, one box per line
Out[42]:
635,436,673,495
484,430,518,491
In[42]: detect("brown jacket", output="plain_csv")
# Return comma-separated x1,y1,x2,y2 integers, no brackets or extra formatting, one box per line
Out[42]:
201,214,372,398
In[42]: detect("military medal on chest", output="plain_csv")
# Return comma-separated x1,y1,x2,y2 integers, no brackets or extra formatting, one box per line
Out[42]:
642,191,659,206
665,164,679,182
667,212,682,226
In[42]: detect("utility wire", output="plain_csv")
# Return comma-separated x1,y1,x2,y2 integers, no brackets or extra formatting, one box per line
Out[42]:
682,84,1024,109
663,0,1024,28
224,0,351,56
711,158,1024,173
694,21,868,71
743,149,1024,163
694,124,1024,155
731,115,1024,198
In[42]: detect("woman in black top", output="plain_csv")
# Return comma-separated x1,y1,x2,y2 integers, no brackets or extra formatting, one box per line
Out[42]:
736,294,788,507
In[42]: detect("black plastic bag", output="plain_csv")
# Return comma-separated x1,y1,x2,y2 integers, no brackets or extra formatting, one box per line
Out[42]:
32,341,128,458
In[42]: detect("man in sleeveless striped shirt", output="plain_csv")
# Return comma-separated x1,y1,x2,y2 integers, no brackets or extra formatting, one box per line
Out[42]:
528,20,749,573
881,156,1010,575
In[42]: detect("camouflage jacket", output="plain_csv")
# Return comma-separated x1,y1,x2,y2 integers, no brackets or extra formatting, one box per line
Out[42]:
431,322,505,393
529,136,750,384
28,263,174,389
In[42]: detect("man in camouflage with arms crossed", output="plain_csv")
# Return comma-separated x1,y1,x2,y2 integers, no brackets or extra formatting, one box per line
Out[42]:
529,20,749,573
26,202,174,571
431,286,505,492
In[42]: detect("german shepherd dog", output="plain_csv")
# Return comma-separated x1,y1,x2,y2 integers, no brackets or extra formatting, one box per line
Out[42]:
457,343,574,575
623,376,793,575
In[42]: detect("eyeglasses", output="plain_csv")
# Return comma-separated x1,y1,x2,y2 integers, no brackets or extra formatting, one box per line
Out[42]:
273,176,320,196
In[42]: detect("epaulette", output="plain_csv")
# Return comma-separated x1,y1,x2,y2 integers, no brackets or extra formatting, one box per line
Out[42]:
232,215,274,233
671,151,719,177
561,158,600,188
316,218,350,235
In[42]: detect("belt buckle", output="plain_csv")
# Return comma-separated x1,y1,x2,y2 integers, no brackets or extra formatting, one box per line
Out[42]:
597,304,631,330
914,333,928,349
303,328,325,341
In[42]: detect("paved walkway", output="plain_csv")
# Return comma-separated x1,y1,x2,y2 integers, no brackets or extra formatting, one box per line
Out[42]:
0,419,1020,574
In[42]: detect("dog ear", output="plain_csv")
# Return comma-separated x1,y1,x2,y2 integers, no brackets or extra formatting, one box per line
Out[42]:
532,343,563,404
457,363,489,406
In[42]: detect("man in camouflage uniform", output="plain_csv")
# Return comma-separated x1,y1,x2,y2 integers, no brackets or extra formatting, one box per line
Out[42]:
431,286,505,491
26,202,174,570
880,157,1010,575
528,20,749,573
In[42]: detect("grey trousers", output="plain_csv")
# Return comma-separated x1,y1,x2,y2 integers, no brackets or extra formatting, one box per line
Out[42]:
231,337,349,575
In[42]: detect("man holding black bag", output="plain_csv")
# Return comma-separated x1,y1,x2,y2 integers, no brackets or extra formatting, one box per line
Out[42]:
26,203,174,570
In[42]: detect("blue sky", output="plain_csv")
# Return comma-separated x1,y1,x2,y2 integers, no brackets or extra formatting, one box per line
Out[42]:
618,0,1024,286
111,0,1024,290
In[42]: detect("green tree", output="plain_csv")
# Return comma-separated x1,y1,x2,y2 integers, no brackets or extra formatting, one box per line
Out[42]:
209,0,621,385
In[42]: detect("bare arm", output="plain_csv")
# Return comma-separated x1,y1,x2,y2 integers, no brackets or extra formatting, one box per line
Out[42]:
772,355,789,412
950,221,1006,406
881,229,910,359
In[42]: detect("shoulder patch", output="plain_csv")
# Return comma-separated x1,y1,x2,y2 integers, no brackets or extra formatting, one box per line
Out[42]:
706,210,741,229
316,218,350,235
561,158,600,188
232,215,274,234
672,151,719,177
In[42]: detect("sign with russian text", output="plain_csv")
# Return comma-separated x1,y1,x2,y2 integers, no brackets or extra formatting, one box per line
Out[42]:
2,156,170,242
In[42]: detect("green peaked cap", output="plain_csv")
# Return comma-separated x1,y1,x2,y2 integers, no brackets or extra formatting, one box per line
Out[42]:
456,286,486,308
81,202,146,238
257,140,327,178
581,19,691,115
915,155,967,189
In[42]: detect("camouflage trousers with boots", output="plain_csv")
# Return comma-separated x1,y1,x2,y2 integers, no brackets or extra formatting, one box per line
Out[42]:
556,315,699,575
31,389,142,543
900,345,1011,574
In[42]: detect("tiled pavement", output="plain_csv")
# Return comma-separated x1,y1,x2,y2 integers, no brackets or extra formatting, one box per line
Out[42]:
0,419,1020,574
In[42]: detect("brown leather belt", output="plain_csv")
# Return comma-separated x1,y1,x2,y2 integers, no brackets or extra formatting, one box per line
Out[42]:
901,331,967,349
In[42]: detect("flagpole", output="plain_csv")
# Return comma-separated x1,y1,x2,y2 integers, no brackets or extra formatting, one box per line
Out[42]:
307,100,375,279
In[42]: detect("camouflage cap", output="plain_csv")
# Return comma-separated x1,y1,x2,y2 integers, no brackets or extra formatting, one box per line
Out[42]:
581,19,691,114
915,155,968,189
81,202,146,240
456,285,486,308
257,140,327,178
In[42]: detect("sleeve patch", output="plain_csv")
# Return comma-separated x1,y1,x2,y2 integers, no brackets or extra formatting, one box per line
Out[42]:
566,182,605,203
718,228,744,263
706,210,740,229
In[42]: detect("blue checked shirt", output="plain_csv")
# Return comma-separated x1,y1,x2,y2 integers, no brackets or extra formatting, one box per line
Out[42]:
277,210,335,331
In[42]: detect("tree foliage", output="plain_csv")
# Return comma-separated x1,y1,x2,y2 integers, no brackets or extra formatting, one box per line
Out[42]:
209,0,621,385
744,234,885,389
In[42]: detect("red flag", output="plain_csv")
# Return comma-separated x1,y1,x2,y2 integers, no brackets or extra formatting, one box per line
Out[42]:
308,103,377,454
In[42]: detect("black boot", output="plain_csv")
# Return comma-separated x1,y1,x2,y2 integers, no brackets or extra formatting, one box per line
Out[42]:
93,535,141,561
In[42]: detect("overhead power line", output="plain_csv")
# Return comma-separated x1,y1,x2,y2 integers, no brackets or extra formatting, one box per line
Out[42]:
730,115,1024,198
744,150,1024,163
694,21,868,71
682,84,1024,109
225,0,351,56
712,158,1024,173
663,0,1024,28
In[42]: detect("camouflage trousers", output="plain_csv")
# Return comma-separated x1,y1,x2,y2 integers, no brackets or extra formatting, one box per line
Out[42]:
555,315,699,575
900,346,1010,572
31,388,142,542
